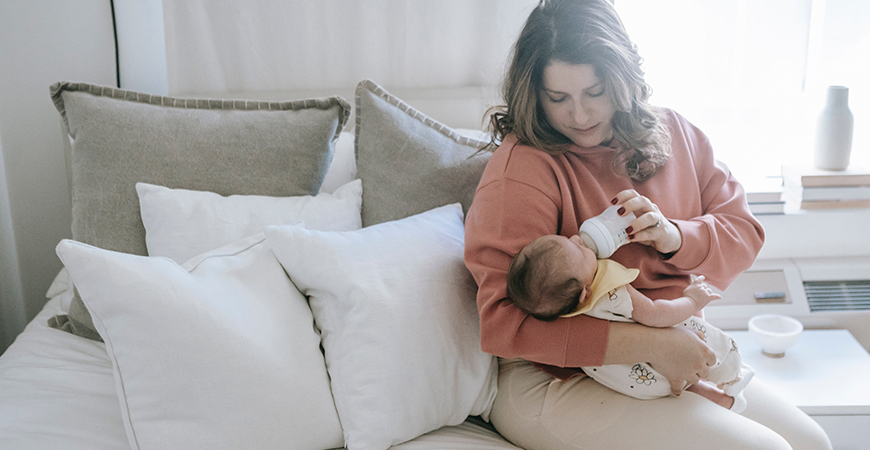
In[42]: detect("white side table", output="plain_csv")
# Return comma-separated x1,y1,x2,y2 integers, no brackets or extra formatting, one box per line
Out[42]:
729,329,870,450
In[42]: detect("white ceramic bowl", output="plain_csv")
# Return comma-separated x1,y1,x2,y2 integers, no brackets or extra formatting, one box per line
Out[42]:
748,314,804,358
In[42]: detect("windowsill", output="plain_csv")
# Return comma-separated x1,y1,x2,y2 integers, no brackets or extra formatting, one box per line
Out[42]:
755,207,870,260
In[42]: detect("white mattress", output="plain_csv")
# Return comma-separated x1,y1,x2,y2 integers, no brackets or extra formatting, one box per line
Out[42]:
0,292,520,450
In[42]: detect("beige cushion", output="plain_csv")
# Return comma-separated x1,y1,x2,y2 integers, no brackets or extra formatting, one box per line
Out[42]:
354,79,491,227
51,81,350,256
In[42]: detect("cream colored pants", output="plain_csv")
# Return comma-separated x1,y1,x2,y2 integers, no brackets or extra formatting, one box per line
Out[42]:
490,358,832,450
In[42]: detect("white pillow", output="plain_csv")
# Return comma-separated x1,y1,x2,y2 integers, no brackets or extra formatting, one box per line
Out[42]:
137,178,362,264
265,203,498,450
319,131,357,194
55,234,344,450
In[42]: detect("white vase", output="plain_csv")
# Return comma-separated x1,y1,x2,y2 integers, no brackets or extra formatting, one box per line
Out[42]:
814,85,854,171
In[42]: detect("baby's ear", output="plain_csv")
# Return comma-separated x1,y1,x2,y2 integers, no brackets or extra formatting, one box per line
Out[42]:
577,287,590,306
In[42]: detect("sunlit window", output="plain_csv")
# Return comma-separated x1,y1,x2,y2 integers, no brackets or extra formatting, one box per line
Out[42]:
615,0,870,181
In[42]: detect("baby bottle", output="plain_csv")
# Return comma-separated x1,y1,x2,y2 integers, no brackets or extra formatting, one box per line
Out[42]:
578,204,636,258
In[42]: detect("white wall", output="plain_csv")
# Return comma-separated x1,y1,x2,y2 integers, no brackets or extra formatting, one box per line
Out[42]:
0,133,25,351
0,0,116,352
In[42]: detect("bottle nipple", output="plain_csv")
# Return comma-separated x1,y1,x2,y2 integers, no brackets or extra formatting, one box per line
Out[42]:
578,231,600,258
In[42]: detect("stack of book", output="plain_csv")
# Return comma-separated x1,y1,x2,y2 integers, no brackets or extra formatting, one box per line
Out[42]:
781,164,870,210
744,176,785,215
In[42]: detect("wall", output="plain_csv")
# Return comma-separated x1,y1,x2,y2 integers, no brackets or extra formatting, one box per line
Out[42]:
0,0,116,352
0,132,25,351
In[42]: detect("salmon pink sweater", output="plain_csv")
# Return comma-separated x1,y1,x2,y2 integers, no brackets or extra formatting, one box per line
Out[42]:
464,109,764,379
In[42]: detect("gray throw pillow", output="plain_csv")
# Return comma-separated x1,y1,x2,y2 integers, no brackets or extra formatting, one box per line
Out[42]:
354,79,491,227
51,81,350,256
46,288,103,342
48,82,349,341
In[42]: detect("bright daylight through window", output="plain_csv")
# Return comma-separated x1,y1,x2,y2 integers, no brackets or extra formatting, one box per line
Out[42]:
615,0,870,183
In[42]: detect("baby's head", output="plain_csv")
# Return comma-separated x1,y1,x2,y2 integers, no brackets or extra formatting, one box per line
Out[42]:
507,234,599,321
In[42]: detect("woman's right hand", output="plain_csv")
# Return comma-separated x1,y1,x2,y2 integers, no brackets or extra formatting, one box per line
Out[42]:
648,326,717,396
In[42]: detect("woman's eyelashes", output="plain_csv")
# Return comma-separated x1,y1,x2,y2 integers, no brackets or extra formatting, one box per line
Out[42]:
545,89,605,103
587,88,605,98
586,84,606,98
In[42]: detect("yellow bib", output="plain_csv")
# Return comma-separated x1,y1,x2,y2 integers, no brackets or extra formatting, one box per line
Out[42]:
560,259,639,318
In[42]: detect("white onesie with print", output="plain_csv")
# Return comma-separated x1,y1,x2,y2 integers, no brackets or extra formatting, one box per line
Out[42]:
574,260,751,401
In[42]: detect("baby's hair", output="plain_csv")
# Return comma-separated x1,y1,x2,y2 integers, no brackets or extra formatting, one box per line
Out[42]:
507,236,585,321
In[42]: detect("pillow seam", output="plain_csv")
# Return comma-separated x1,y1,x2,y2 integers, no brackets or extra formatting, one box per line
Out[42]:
50,81,351,139
354,79,488,154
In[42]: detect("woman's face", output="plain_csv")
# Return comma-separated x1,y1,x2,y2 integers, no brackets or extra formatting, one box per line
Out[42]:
540,61,615,148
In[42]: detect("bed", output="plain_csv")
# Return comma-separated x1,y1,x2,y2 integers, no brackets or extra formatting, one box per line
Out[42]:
0,79,523,450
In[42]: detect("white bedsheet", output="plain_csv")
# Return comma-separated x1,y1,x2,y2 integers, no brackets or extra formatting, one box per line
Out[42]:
0,292,127,450
0,292,521,450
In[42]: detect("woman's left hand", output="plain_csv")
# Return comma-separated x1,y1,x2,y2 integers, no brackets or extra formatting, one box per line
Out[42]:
611,189,682,255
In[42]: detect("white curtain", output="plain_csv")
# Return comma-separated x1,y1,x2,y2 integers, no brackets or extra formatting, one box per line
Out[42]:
163,0,538,95
162,0,870,177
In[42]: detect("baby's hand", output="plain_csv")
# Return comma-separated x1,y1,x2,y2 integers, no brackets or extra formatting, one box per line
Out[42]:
683,275,722,310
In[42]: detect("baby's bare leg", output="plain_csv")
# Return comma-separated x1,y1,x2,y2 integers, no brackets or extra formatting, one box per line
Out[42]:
686,381,735,410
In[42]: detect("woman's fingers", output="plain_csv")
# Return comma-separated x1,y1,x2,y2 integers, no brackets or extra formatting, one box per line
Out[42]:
610,190,683,255
691,328,718,370
616,192,654,217
627,211,663,235
613,191,661,234
610,189,639,206
670,378,688,396
649,326,716,396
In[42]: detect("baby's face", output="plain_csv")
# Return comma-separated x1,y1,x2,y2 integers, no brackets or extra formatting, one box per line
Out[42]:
541,235,598,288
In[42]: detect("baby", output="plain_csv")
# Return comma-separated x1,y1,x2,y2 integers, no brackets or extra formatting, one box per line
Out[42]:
507,234,754,412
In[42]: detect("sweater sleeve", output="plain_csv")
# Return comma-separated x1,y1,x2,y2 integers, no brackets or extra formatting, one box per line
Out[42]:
464,174,610,369
663,113,765,290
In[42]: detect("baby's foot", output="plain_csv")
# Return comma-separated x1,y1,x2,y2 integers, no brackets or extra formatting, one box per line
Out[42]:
721,365,755,397
730,391,747,413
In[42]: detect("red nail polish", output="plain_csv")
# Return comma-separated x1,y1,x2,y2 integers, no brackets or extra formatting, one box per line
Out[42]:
625,226,633,235
628,234,635,240
610,197,618,205
617,207,625,216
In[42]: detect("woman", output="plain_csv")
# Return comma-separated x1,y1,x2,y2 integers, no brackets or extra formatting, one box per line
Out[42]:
463,1,832,449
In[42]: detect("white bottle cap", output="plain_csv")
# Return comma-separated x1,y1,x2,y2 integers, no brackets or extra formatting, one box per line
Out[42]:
579,218,616,258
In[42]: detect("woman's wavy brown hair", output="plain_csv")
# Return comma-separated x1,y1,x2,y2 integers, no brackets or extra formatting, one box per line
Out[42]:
486,0,671,182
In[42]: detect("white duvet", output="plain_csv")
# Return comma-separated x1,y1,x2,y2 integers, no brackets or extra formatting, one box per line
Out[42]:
0,291,520,450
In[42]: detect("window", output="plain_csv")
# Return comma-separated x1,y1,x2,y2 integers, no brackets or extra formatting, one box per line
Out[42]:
615,0,870,181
